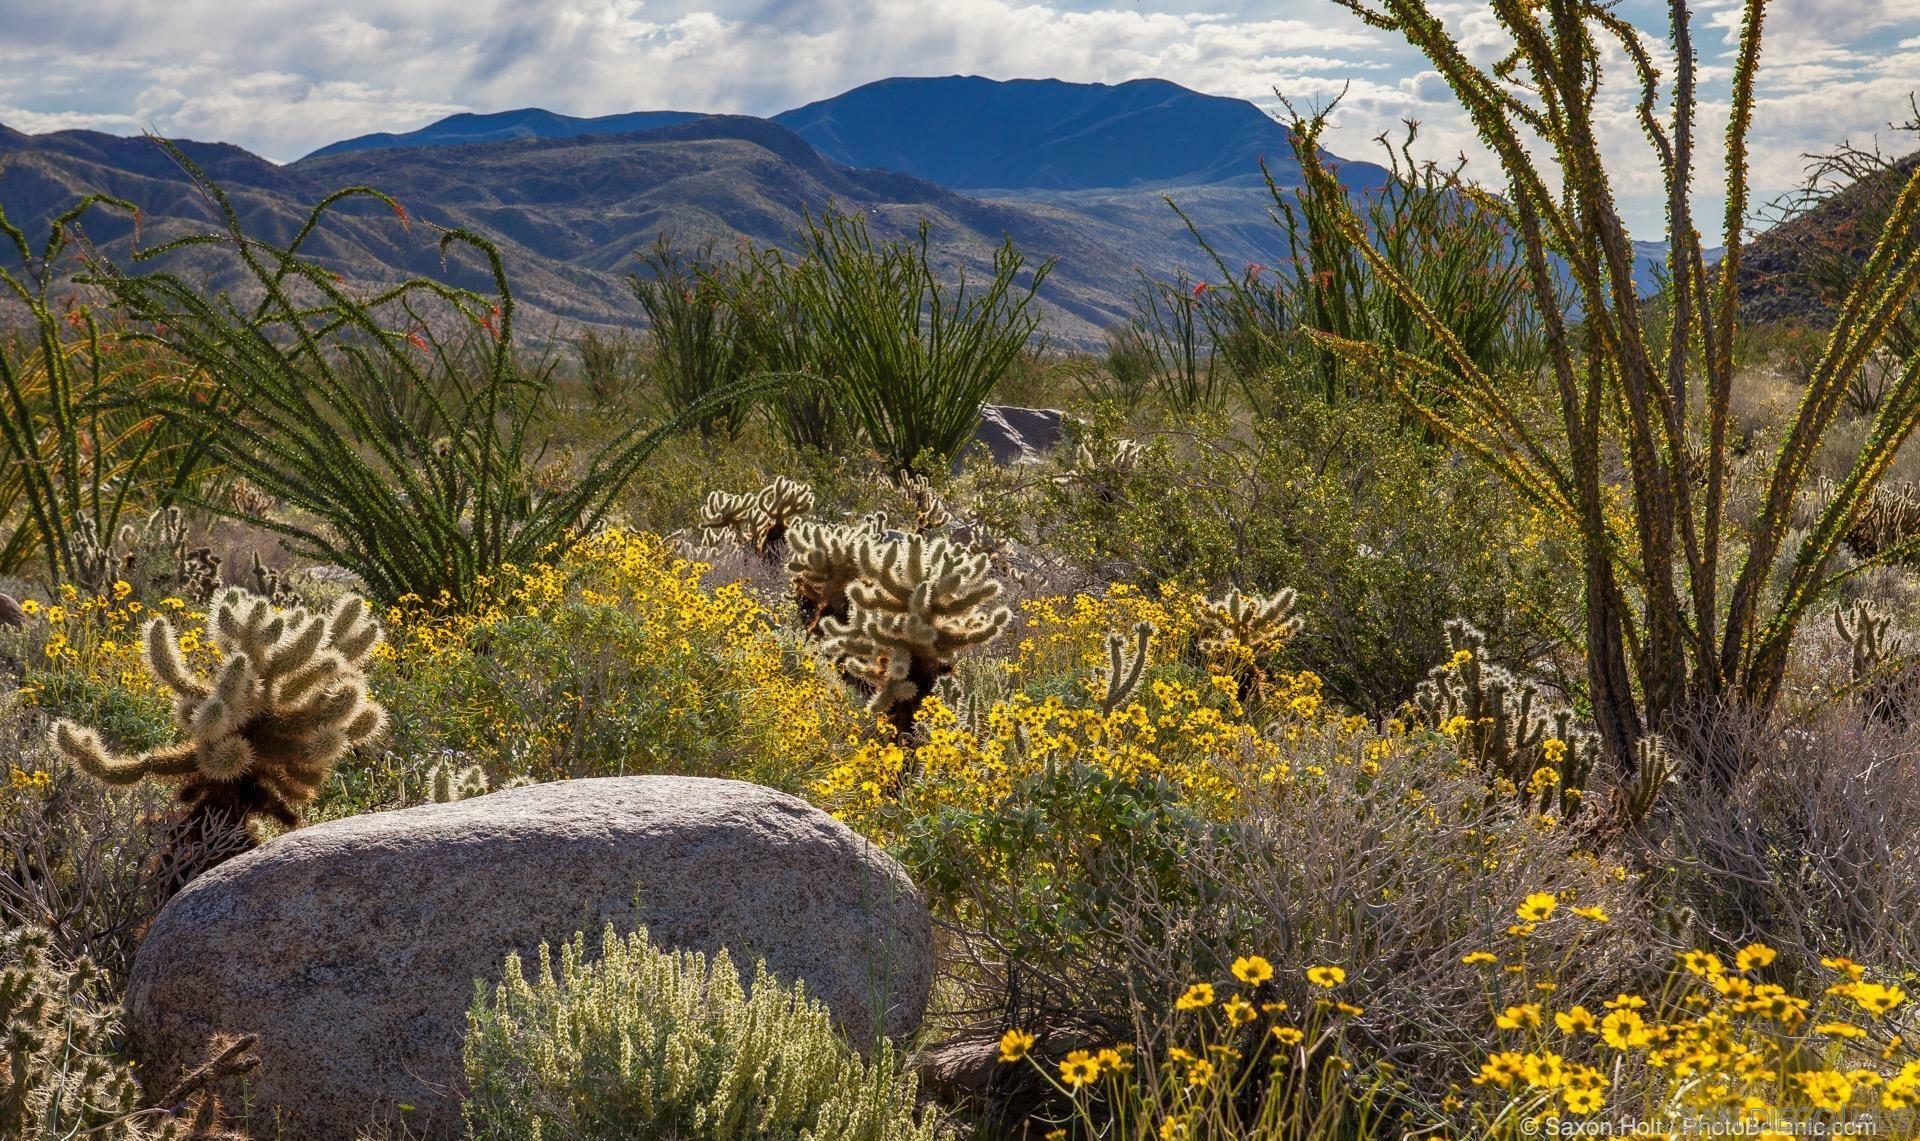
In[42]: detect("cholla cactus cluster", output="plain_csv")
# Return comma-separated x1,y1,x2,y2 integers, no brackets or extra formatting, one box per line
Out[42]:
51,588,388,843
1,925,141,1137
896,472,953,533
423,758,532,803
1835,600,1904,685
70,509,223,602
820,534,1011,735
1197,587,1301,703
1411,620,1598,818
700,477,817,557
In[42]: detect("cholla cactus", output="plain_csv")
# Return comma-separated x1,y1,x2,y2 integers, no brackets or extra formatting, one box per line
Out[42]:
1099,622,1154,713
70,516,130,595
1847,482,1920,559
1411,620,1598,818
751,476,816,552
1,925,141,1136
700,478,817,557
51,588,387,848
1836,600,1903,685
249,552,302,608
1197,587,1301,703
426,759,492,803
1073,437,1144,475
820,534,1011,735
1614,736,1673,827
896,473,953,533
787,519,879,630
698,490,759,549
1835,600,1912,721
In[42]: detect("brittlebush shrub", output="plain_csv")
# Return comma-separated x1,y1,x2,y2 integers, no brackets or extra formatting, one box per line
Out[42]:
462,924,937,1141
982,399,1578,711
375,529,863,790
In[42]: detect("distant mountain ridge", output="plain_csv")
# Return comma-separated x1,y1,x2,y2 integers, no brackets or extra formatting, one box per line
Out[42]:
1,75,1682,344
772,76,1313,191
294,76,1336,194
304,108,706,159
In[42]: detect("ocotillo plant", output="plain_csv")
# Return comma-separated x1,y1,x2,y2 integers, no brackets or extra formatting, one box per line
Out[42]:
0,197,211,585
51,588,387,862
629,235,756,440
85,143,772,608
778,209,1054,475
1312,0,1920,778
820,533,1011,735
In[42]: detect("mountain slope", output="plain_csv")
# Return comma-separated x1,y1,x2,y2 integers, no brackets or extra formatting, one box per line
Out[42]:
303,108,706,160
1739,152,1920,325
773,75,1350,192
3,117,1258,343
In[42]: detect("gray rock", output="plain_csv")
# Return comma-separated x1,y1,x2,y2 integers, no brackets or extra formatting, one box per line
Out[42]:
125,776,932,1140
970,405,1065,466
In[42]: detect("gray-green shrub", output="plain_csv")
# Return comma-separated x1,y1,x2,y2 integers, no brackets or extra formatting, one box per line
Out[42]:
462,924,936,1141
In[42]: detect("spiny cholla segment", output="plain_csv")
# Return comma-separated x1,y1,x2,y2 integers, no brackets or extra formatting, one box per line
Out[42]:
820,533,1009,732
787,517,882,629
52,588,387,830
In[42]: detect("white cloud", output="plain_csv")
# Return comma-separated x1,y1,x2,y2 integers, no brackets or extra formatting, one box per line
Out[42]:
0,0,1913,234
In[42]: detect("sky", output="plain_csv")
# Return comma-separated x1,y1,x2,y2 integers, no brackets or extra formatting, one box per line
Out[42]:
1,0,1916,234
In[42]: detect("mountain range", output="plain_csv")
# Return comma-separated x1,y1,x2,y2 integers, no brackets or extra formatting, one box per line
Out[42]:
2,75,1691,346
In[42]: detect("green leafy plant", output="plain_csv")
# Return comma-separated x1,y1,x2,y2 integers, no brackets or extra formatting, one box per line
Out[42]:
462,924,937,1141
88,143,772,607
780,210,1054,474
631,236,756,439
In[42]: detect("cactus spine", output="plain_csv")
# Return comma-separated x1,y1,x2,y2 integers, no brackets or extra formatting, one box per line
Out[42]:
51,588,387,851
820,534,1010,735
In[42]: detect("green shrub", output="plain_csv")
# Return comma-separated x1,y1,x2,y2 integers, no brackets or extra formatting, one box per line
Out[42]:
776,210,1053,475
984,401,1577,711
462,925,936,1141
89,143,768,608
630,236,756,439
